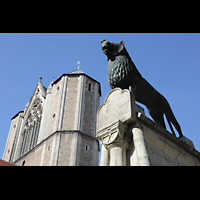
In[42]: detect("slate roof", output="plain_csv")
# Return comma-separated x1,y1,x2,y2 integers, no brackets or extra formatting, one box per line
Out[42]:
67,69,85,75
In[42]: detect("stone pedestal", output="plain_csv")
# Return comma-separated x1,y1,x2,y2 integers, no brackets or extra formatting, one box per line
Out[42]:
96,88,136,166
97,87,200,166
179,136,195,148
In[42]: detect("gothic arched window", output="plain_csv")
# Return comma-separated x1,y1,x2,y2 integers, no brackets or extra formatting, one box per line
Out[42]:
20,98,43,156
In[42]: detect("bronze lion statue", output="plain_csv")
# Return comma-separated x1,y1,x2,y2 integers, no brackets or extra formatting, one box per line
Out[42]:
101,39,183,138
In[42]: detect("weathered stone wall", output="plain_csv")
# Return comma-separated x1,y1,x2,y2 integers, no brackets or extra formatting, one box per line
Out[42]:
14,132,59,166
138,114,200,166
14,131,99,166
76,132,99,166
46,79,62,137
81,76,100,137
3,112,23,162
62,76,80,130
58,132,78,166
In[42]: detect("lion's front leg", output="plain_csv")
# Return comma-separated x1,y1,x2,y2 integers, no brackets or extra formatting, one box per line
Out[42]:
129,86,136,95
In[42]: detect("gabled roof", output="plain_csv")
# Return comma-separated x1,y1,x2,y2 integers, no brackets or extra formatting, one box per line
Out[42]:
36,80,47,98
11,78,47,120
24,79,46,114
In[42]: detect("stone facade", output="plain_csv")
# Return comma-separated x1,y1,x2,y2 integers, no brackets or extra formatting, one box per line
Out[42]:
3,69,101,166
138,113,200,166
97,88,200,166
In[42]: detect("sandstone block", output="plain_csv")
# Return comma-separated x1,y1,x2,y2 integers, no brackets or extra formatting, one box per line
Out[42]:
97,88,136,133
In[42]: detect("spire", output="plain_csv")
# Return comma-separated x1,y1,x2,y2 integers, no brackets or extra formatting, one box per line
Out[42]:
77,61,80,70
39,77,42,82
48,77,54,89
67,61,85,75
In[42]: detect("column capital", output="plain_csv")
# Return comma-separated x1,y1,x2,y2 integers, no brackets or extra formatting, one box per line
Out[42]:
97,120,130,151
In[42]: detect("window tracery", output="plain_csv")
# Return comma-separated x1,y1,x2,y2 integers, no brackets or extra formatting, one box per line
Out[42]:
20,97,43,156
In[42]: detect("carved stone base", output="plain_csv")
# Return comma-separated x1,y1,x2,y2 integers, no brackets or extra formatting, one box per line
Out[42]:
97,88,150,166
97,120,129,166
96,88,135,166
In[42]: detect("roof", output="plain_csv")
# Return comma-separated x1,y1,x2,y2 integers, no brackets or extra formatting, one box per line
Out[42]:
11,111,24,120
67,69,85,75
0,159,17,166
52,69,101,96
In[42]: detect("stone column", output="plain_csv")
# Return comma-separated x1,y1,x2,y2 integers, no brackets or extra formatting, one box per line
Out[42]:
109,147,125,166
100,144,109,166
108,141,129,166
131,122,150,166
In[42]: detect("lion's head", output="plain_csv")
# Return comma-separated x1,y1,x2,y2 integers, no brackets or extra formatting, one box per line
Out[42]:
101,39,125,61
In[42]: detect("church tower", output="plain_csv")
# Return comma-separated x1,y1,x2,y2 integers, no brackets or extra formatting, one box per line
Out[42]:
3,69,101,166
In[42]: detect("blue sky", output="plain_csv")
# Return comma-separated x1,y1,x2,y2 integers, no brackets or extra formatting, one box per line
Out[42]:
1,33,200,162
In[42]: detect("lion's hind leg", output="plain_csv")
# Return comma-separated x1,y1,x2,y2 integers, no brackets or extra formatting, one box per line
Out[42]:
147,107,166,129
164,109,183,138
165,115,176,136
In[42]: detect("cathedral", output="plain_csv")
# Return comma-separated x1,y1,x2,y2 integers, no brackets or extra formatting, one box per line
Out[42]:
3,69,101,166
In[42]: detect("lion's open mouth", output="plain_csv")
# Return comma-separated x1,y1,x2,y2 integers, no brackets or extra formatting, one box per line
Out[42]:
102,47,114,55
102,46,108,53
103,49,108,54
102,41,114,54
